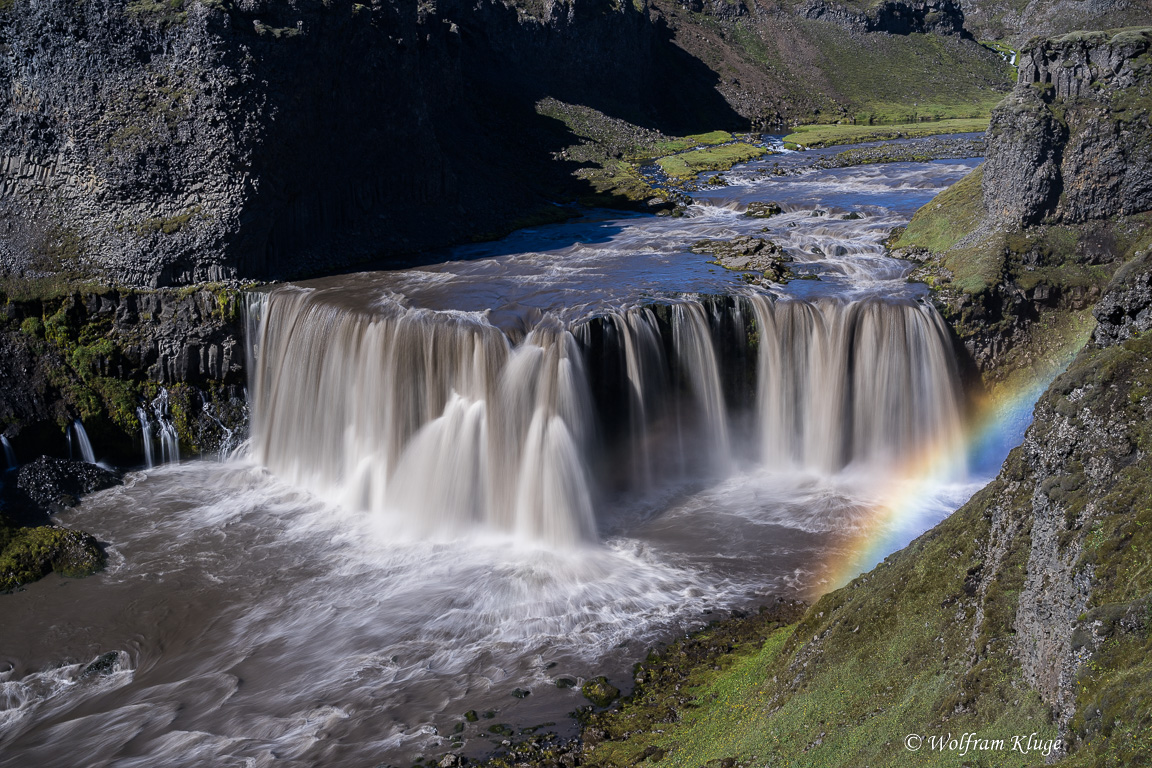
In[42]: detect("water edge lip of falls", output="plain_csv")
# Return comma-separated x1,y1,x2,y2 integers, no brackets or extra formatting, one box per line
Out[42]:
1,153,1012,767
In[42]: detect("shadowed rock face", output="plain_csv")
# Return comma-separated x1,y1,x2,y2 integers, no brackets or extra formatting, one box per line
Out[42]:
0,0,1013,289
797,0,969,36
983,28,1152,227
15,457,123,515
0,0,741,288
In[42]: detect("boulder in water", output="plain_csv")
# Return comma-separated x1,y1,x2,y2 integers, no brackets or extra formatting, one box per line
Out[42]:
16,457,123,515
745,201,783,218
0,525,104,589
691,236,793,283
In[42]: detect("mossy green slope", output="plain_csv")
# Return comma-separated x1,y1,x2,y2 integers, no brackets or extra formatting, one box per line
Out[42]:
894,165,986,256
655,143,767,179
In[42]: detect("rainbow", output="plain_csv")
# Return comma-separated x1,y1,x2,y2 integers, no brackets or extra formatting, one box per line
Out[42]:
817,328,1090,593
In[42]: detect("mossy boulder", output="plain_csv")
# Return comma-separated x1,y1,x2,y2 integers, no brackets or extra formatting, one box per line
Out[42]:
581,676,620,708
0,524,104,589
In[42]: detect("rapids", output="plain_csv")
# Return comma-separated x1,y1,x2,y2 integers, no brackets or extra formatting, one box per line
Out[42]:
0,142,1001,767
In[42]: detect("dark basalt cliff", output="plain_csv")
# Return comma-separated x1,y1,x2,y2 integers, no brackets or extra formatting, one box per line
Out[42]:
984,28,1152,227
0,0,741,288
897,28,1152,383
0,0,1010,289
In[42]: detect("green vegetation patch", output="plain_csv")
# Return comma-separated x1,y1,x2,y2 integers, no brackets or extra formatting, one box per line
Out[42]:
656,143,767,179
135,206,204,236
646,131,733,158
783,118,989,149
125,0,187,26
797,24,1012,124
895,165,987,254
581,471,1056,767
0,524,104,590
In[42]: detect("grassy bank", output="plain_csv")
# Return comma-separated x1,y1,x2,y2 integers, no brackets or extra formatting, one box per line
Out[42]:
655,143,768,179
783,118,989,149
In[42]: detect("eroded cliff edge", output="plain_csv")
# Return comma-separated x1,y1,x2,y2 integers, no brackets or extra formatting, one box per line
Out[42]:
895,27,1152,391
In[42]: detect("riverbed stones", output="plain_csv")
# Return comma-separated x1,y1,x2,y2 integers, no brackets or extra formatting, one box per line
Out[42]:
745,201,783,217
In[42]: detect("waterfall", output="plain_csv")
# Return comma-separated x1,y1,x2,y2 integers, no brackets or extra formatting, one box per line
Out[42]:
1,435,16,470
71,420,96,464
248,289,596,546
138,390,181,468
138,407,156,468
748,295,964,474
246,287,966,546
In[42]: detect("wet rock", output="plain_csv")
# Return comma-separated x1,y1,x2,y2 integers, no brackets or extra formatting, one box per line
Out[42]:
581,676,620,708
16,457,123,515
512,688,531,699
0,525,105,589
555,677,577,689
745,201,783,218
691,236,793,283
81,652,121,679
464,710,479,722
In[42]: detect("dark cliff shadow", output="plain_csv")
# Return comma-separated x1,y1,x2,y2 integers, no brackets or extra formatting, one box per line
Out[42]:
214,0,745,282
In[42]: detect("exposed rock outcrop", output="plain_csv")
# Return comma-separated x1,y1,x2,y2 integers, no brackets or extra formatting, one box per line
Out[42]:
0,287,247,463
16,457,123,515
798,0,968,36
984,28,1152,227
1092,249,1152,345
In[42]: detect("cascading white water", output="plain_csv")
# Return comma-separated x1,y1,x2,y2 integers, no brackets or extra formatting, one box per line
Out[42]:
247,289,597,547
71,420,96,464
749,295,964,473
1,435,16,469
137,407,155,468
247,287,967,545
670,301,732,474
137,389,181,468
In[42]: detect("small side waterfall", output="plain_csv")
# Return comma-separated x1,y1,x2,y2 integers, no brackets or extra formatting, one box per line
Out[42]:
246,287,966,546
138,389,181,468
1,435,16,470
71,420,96,464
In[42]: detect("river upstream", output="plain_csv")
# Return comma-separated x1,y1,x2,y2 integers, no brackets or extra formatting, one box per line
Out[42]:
0,139,1015,767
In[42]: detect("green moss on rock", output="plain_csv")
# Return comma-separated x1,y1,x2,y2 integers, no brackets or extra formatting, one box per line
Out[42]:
0,525,104,590
894,165,986,255
581,676,620,708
